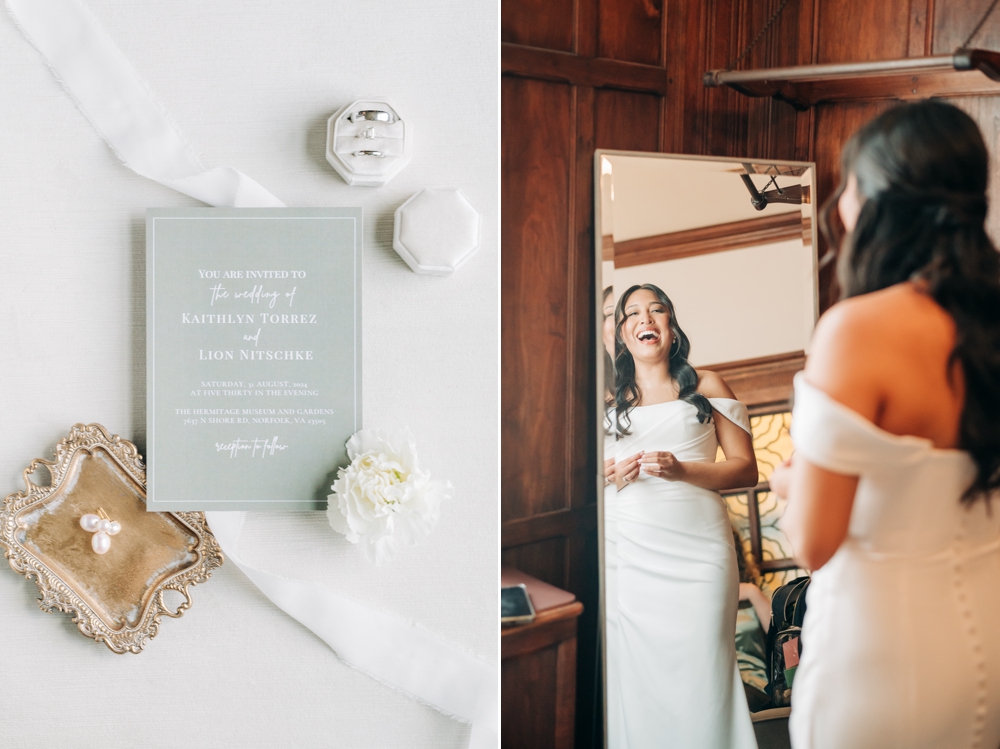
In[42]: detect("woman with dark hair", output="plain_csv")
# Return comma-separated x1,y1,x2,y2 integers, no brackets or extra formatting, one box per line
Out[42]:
612,283,759,748
602,285,625,747
603,285,617,424
770,100,1000,748
602,286,617,490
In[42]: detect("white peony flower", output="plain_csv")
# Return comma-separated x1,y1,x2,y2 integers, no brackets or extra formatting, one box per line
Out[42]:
327,428,452,566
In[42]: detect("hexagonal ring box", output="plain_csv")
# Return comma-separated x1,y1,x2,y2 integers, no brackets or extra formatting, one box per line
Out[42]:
326,99,412,187
393,188,481,276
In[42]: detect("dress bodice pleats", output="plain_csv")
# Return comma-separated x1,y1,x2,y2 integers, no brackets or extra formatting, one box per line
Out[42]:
609,394,758,749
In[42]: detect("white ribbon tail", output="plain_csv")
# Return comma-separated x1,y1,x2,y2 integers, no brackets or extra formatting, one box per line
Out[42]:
205,512,498,748
6,0,283,207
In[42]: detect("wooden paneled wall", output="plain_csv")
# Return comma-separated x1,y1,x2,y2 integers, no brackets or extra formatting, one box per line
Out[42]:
502,1,1000,745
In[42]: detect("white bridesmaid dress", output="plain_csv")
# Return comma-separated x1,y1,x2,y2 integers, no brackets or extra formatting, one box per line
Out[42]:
612,397,758,749
789,373,1000,749
604,422,625,749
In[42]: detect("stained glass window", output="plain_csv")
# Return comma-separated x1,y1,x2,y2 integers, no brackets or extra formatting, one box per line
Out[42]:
724,492,751,538
722,410,802,596
751,412,793,484
756,490,795,561
715,412,793,482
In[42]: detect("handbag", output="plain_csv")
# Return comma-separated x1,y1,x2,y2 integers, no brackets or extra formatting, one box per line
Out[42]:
765,575,810,708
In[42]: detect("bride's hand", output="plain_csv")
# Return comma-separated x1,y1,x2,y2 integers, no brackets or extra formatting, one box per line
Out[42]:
639,451,684,481
769,457,793,498
615,452,644,488
604,457,616,486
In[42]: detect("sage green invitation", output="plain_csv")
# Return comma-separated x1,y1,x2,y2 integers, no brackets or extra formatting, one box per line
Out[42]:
146,208,361,511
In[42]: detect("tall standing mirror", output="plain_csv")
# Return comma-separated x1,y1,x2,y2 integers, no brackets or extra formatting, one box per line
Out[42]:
595,151,819,747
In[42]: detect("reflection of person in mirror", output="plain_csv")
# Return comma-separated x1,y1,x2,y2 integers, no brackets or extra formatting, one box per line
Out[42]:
601,285,626,747
611,283,759,748
733,528,772,714
603,286,617,484
769,101,1000,749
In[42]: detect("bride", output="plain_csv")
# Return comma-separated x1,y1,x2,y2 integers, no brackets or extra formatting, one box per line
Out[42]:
772,100,1000,749
612,283,759,748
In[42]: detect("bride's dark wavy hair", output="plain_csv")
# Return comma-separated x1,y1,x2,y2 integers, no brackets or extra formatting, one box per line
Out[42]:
614,283,712,435
819,100,1000,503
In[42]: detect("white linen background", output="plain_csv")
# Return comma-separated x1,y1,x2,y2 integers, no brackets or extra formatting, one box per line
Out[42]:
0,1,497,747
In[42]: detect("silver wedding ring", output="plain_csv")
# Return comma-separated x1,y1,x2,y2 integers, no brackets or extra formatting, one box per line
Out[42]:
353,150,386,158
348,110,393,123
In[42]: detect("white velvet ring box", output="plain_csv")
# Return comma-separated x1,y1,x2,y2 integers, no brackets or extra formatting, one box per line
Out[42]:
393,189,481,276
326,99,412,187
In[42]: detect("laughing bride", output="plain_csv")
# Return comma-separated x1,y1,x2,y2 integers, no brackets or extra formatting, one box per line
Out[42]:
612,283,759,749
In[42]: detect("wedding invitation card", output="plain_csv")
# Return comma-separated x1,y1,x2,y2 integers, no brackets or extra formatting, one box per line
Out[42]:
146,208,362,511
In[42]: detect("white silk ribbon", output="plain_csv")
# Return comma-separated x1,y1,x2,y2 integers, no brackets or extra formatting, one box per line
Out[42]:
4,0,497,746
206,513,498,748
7,0,283,208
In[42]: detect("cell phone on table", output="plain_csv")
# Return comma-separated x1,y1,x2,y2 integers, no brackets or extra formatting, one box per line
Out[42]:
501,584,536,626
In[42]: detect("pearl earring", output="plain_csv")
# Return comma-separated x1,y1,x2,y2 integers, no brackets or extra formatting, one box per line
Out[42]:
80,508,121,554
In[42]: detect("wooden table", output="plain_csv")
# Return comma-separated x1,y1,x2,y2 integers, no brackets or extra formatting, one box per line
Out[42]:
501,567,584,749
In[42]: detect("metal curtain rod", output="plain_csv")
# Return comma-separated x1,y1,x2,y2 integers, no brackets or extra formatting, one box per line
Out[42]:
704,49,999,88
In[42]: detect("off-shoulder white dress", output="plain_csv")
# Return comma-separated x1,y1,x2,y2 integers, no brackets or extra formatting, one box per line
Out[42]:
612,397,758,749
789,374,1000,749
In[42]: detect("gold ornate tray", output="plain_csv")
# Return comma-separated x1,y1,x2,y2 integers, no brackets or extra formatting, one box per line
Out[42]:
0,424,223,653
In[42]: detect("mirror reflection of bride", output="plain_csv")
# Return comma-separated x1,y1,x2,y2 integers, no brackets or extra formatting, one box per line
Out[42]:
611,283,759,748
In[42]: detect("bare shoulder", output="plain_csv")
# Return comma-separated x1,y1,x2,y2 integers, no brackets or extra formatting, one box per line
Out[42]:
808,295,875,363
806,283,955,413
695,369,737,399
811,284,953,361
